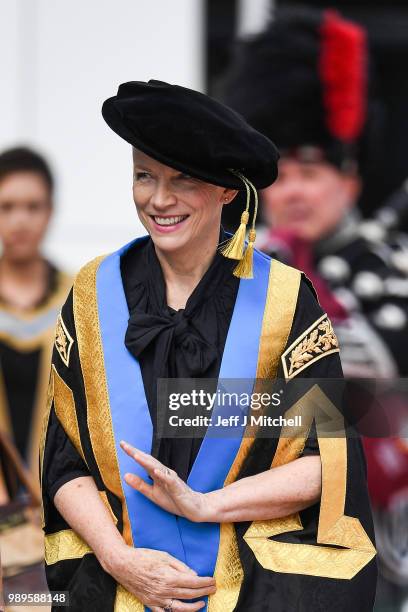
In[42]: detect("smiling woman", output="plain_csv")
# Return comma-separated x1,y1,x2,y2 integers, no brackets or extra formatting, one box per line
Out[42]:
132,148,238,291
40,80,376,612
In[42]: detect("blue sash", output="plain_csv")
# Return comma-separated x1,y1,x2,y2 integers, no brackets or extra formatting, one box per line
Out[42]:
96,237,271,610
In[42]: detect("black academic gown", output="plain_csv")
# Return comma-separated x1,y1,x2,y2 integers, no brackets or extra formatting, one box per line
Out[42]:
41,237,377,611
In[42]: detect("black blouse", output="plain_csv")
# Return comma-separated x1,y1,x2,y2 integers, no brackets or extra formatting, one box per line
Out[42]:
120,235,239,481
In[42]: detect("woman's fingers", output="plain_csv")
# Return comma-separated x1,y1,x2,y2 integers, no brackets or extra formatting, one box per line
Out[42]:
123,473,154,498
121,441,174,482
164,584,217,599
154,468,184,491
135,451,161,472
154,467,193,502
170,600,206,611
123,473,177,514
151,602,205,612
159,583,217,599
168,572,216,590
121,441,184,499
154,469,204,520
120,441,162,470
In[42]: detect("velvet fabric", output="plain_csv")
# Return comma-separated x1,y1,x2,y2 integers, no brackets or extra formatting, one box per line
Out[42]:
102,79,279,189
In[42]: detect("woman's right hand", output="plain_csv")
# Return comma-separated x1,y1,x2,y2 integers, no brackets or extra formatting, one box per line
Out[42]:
103,543,216,611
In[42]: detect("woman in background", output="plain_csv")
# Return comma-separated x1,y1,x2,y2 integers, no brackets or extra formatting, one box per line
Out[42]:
0,147,71,484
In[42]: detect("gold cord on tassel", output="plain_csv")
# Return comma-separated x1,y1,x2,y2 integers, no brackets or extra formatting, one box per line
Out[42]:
233,176,259,279
233,228,256,278
219,170,260,278
219,171,251,260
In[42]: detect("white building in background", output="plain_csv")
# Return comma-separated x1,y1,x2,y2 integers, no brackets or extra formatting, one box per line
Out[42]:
238,0,272,36
0,0,204,272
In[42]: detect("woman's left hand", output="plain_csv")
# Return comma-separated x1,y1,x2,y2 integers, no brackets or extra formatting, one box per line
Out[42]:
120,441,216,522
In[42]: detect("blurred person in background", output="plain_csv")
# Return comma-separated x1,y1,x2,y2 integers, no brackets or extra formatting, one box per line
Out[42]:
208,0,408,222
224,6,408,377
223,7,408,611
0,147,71,488
275,0,408,221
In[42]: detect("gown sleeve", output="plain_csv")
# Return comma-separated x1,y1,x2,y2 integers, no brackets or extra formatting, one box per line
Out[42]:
233,273,376,612
40,288,91,527
39,282,119,612
275,275,344,456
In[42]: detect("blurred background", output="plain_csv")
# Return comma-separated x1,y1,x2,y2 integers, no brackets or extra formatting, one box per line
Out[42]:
1,1,408,611
0,0,204,271
2,0,408,270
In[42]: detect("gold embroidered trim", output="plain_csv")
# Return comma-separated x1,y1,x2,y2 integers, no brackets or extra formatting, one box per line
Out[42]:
114,585,144,611
208,259,301,611
52,365,87,467
55,313,74,367
44,528,92,565
73,256,133,547
243,385,376,580
281,314,339,380
256,261,302,379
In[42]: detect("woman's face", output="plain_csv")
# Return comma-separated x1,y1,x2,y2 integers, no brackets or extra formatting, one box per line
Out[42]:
132,149,237,254
0,171,52,262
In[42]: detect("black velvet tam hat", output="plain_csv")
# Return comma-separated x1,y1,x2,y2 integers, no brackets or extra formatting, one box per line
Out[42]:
102,79,279,190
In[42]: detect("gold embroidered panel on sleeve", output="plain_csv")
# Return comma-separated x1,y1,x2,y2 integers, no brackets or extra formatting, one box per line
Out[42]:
53,365,87,467
281,314,339,379
54,313,74,367
44,529,92,565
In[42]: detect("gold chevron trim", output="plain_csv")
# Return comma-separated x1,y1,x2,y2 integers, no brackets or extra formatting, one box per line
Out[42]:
243,385,376,579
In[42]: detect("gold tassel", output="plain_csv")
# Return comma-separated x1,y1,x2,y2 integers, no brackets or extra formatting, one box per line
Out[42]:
219,170,251,260
233,228,256,279
220,210,249,259
220,170,259,277
232,176,259,279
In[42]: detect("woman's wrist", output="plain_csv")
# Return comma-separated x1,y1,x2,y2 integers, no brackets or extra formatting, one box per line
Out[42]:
202,489,225,523
97,538,129,575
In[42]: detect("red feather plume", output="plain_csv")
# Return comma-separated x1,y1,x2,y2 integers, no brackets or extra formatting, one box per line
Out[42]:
319,10,367,143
